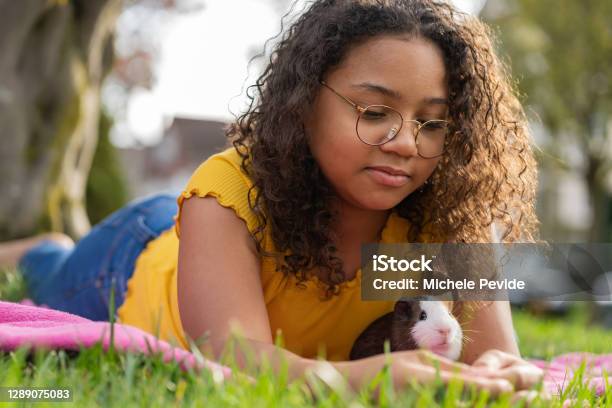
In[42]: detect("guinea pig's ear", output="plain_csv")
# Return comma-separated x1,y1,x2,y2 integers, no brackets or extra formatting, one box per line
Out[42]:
394,299,419,317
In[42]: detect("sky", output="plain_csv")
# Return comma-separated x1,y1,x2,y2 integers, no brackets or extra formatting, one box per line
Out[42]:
105,0,487,147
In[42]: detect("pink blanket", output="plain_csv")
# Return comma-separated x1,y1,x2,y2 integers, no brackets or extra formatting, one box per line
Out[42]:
0,300,609,395
531,353,610,396
0,300,232,379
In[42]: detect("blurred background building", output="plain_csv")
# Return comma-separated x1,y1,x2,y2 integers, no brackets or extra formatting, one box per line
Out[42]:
118,117,229,197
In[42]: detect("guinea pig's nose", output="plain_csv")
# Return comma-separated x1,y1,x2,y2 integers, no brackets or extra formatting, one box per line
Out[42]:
437,328,450,337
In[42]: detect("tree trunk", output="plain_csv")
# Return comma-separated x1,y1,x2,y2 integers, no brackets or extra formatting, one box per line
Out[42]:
0,0,121,239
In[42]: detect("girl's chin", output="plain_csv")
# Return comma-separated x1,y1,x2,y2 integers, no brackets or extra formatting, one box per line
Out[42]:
333,185,417,211
351,202,400,213
357,191,416,210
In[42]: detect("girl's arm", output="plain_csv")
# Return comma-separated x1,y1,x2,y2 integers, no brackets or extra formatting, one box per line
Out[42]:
457,301,545,390
177,196,273,354
454,223,521,363
177,197,533,394
458,301,520,364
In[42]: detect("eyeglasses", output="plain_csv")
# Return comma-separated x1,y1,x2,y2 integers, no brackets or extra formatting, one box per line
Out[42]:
320,81,450,159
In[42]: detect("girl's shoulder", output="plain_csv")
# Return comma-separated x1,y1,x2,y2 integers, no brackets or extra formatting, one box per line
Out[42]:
175,145,259,238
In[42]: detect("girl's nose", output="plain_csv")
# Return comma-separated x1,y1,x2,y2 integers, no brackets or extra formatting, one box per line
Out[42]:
378,122,419,158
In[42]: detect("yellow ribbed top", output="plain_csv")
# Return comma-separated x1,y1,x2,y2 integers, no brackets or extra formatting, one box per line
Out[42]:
117,146,436,360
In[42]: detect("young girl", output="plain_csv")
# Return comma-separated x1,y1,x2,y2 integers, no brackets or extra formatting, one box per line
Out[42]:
1,0,543,395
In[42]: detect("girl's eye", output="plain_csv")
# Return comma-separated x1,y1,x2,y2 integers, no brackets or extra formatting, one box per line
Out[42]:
419,120,448,130
419,311,427,321
361,109,387,120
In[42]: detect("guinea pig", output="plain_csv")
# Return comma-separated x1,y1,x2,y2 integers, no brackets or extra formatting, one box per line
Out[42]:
350,298,462,361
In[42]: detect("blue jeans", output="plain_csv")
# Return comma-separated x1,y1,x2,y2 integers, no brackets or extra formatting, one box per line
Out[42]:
18,193,178,321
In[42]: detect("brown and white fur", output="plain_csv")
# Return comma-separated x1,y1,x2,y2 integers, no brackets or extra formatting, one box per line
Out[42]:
350,299,462,360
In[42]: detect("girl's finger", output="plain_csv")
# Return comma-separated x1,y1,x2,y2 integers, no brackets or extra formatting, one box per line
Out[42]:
471,349,522,370
438,369,515,396
396,359,514,397
411,350,502,377
489,365,544,390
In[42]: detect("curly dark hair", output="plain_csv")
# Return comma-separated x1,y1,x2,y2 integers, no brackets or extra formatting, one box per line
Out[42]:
227,0,540,299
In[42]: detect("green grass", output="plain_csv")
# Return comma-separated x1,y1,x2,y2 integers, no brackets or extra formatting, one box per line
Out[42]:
513,304,612,358
0,269,610,407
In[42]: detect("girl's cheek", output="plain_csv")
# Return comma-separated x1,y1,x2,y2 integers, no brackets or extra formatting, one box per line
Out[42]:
426,159,442,178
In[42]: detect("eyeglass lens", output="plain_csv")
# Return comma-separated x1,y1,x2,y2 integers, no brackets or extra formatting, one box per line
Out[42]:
356,105,448,158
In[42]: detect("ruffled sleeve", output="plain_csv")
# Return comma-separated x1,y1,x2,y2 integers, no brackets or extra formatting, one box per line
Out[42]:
174,147,259,238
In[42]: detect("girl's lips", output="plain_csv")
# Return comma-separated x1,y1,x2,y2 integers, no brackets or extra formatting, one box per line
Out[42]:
365,167,411,187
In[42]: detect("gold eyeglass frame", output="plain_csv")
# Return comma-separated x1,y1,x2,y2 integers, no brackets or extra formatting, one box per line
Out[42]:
320,80,449,158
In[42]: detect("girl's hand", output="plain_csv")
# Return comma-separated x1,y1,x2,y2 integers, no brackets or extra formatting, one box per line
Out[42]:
471,349,544,390
388,350,515,395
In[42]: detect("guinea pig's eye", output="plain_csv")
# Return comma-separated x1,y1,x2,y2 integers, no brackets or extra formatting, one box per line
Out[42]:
419,311,427,321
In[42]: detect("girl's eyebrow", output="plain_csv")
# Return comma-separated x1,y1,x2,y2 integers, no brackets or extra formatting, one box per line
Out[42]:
351,82,402,99
351,81,448,105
